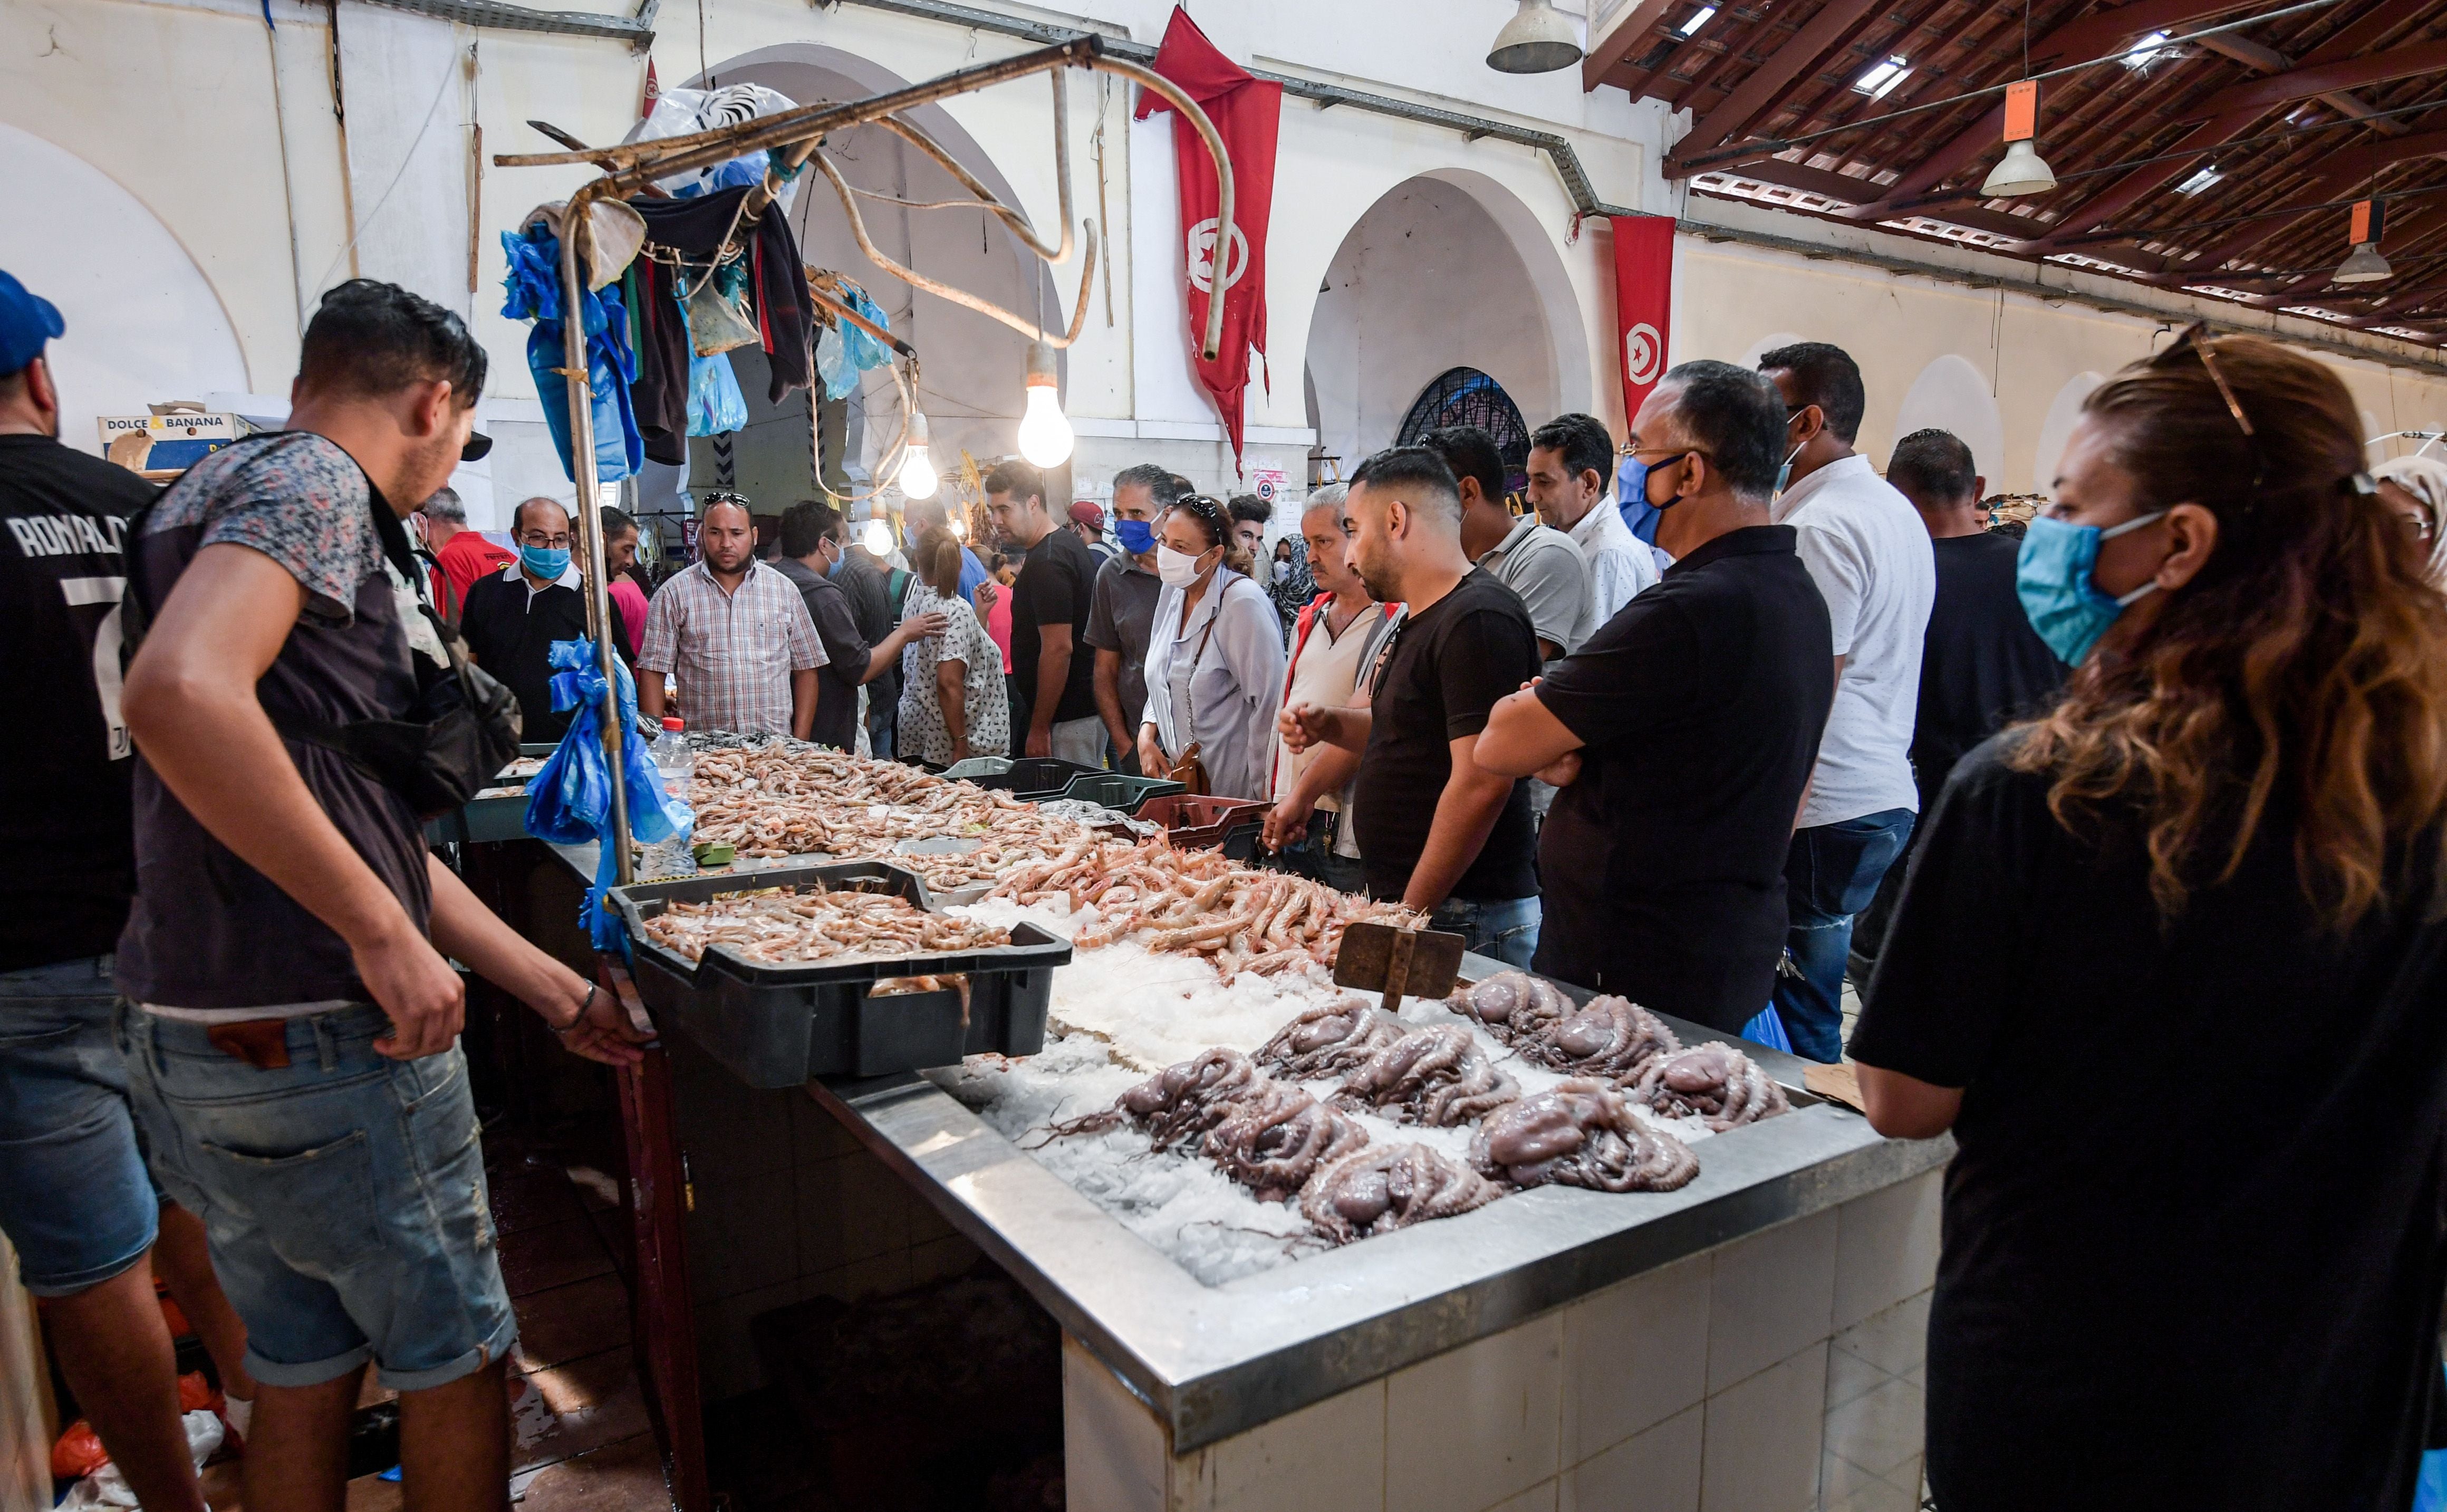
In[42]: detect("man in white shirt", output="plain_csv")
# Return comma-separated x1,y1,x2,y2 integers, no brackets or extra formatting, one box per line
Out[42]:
1425,424,1593,659
1757,341,1935,1063
1527,412,1658,628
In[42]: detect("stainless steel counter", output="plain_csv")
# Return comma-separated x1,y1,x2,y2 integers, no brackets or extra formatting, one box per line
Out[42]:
542,839,1950,1453
808,967,1949,1453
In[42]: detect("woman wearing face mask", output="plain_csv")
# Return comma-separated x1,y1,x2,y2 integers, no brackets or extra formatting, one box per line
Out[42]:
1849,328,2447,1510
1137,494,1287,800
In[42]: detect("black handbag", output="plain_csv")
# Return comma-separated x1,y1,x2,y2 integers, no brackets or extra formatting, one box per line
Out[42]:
120,437,522,817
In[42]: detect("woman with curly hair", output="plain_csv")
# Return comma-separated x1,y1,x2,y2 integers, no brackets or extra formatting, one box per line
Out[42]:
1851,327,2447,1510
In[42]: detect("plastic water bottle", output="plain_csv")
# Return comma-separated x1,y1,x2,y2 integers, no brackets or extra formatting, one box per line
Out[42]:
644,717,696,878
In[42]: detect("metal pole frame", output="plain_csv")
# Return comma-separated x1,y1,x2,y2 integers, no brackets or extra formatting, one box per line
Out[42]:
519,34,1237,875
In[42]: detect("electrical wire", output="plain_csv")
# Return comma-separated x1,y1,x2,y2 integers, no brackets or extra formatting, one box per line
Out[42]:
310,42,461,296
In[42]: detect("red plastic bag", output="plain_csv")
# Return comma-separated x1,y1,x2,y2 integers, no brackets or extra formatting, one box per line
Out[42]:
178,1371,224,1416
51,1419,106,1480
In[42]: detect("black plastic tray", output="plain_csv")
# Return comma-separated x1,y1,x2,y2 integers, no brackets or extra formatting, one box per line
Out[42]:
958,757,1104,800
425,742,564,846
611,861,1071,1089
1055,772,1185,815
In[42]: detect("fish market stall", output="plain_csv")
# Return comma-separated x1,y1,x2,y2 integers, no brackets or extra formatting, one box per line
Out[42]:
552,744,1948,1512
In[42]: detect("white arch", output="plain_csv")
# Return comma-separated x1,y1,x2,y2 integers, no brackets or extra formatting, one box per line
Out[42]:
2033,371,2106,495
1738,330,1806,370
0,122,248,454
1893,354,2006,489
1304,172,1585,470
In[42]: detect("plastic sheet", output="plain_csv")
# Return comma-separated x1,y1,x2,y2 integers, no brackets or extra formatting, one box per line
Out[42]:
501,228,644,483
816,281,894,399
525,637,693,952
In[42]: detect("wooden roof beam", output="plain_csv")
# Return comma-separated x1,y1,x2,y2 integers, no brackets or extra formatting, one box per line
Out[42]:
1583,0,1683,92
2193,31,2405,134
1666,0,1891,168
1830,0,2259,217
2160,129,2447,280
2030,38,2447,251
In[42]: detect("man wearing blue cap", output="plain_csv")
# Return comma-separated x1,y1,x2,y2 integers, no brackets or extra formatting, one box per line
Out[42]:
0,268,251,1512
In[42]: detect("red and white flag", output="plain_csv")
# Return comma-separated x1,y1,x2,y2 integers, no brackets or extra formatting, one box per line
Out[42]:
1135,7,1279,473
1610,215,1674,427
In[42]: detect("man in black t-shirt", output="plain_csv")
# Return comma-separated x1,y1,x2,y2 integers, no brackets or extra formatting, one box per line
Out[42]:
1277,446,1544,964
985,459,1104,763
458,496,631,743
1850,429,2065,971
0,272,247,1512
1479,362,1832,1031
774,499,944,751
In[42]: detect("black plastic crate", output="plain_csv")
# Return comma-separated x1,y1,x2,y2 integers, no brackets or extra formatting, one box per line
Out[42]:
1054,771,1185,815
425,742,565,846
611,861,1071,1089
956,757,1104,800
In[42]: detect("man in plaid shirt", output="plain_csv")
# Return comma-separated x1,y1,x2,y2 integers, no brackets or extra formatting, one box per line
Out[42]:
639,497,825,737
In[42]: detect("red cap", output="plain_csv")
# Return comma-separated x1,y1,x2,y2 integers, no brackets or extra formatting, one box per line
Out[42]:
1068,499,1105,527
662,717,684,731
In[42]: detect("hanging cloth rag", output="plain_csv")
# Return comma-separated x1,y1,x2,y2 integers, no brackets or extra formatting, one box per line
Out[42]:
633,184,816,402
628,257,693,466
524,637,692,954
501,227,644,482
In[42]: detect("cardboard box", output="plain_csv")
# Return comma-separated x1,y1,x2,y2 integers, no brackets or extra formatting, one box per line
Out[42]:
98,411,251,478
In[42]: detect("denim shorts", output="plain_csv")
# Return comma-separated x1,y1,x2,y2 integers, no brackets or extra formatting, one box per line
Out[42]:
120,1003,518,1391
0,957,159,1297
1431,894,1542,971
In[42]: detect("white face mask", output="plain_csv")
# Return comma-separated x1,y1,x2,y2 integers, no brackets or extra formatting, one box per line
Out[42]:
1157,544,1209,590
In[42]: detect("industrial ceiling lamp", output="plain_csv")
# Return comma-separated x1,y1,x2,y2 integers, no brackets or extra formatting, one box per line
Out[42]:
1016,338,1074,468
1981,79,2056,196
898,409,940,499
2336,198,2393,285
1487,0,1583,74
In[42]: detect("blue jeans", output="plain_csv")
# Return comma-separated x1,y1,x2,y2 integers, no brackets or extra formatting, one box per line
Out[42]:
122,1003,517,1391
1772,808,1915,1063
1431,894,1542,971
0,957,158,1297
1267,812,1371,896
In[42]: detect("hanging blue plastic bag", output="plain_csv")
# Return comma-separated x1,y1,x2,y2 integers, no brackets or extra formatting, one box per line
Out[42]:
815,281,893,399
525,637,692,954
502,228,644,483
1740,1003,1794,1054
687,351,748,436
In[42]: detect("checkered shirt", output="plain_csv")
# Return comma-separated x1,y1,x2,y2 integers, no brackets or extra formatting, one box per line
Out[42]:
637,560,827,736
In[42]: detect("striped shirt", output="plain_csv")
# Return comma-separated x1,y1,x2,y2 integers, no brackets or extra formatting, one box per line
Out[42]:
638,559,826,736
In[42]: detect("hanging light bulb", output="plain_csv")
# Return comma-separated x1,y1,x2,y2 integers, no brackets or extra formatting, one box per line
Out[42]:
898,410,939,499
1486,0,1582,74
1981,80,2055,197
1016,339,1074,468
949,511,968,540
862,511,894,555
2336,199,2393,284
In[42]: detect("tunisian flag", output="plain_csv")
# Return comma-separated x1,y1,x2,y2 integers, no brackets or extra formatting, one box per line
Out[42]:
1610,215,1674,427
1135,7,1279,471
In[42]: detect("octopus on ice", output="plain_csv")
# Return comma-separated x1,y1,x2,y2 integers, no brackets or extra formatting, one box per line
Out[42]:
1449,971,1572,1047
1333,1025,1520,1126
1512,994,1680,1080
1629,1043,1790,1132
1255,997,1404,1080
1052,1046,1263,1151
1200,1082,1369,1202
1469,1080,1700,1193
1301,1143,1504,1244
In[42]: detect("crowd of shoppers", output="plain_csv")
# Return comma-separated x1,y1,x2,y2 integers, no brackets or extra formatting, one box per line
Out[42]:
21,253,2447,1512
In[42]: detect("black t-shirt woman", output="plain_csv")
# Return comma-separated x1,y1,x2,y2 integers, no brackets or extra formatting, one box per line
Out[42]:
1851,326,2447,1511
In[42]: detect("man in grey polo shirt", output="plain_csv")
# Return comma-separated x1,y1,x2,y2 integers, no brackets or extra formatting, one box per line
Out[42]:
1086,463,1178,773
1424,424,1592,659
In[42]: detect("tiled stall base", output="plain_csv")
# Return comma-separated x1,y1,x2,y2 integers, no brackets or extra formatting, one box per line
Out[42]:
1065,1168,1942,1512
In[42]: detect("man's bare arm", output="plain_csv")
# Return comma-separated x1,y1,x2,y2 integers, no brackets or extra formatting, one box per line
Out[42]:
791,668,820,740
1401,733,1517,914
1475,686,1582,778
123,543,461,1058
424,857,644,1065
638,668,669,723
1093,648,1131,753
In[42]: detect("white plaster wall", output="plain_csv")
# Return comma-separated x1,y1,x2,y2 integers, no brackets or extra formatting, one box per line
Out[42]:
0,122,249,449
1891,354,2005,493
1307,177,1563,470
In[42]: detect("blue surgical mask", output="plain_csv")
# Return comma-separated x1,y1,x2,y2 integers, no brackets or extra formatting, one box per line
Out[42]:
1772,439,1805,498
519,543,571,582
824,542,847,579
1114,517,1157,555
2015,510,2167,666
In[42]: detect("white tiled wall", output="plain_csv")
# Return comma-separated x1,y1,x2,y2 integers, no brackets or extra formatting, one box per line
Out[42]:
1064,1169,1944,1512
